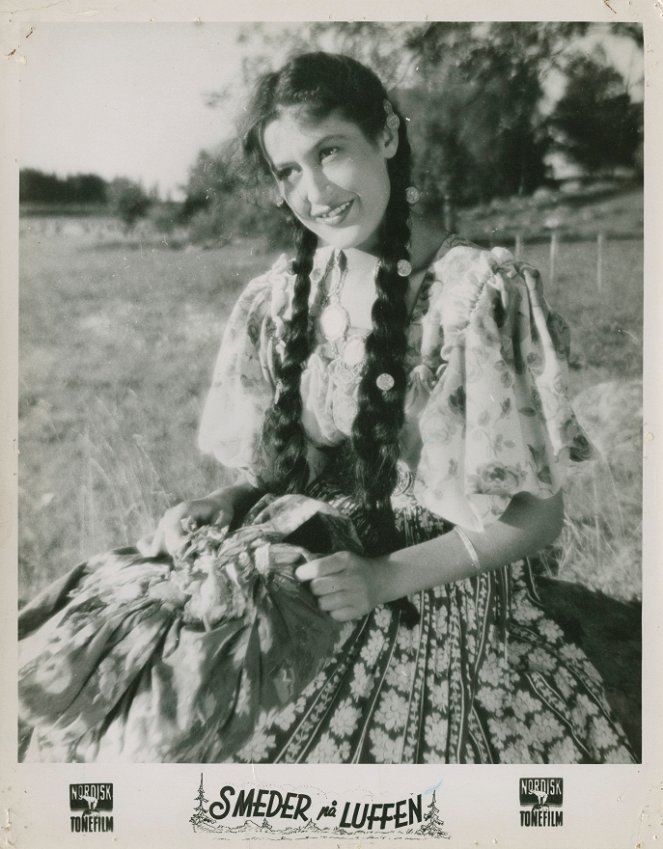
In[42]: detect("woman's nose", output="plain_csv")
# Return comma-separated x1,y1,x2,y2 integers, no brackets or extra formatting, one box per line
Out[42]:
299,168,332,208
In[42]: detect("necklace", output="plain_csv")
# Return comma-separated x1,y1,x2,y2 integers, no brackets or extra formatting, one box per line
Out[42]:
319,250,350,343
319,250,370,370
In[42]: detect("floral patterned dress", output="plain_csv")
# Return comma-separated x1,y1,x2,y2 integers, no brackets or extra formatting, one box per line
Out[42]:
19,237,635,764
197,237,634,764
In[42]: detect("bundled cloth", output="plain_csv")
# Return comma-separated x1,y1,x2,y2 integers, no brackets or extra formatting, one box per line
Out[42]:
19,494,361,762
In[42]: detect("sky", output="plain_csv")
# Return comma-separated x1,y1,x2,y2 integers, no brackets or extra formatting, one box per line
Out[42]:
19,22,643,200
19,23,262,199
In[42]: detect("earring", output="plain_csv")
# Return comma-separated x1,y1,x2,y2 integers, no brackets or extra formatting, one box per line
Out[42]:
275,197,285,208
384,99,401,132
405,186,421,205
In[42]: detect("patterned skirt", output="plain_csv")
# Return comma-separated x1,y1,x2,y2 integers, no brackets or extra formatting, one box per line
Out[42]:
229,476,636,764
18,471,635,764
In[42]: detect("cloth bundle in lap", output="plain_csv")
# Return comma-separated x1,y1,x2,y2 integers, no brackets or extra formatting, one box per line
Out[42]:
19,494,358,762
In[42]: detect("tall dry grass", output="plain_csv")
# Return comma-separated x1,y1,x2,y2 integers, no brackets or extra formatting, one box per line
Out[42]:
19,228,272,599
18,222,643,603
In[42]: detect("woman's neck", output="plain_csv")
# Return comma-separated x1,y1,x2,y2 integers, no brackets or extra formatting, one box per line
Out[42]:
335,215,447,273
328,217,448,329
341,247,379,277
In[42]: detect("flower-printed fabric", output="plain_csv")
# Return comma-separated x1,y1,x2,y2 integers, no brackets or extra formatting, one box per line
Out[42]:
194,235,632,764
19,495,360,762
19,235,635,764
199,238,592,530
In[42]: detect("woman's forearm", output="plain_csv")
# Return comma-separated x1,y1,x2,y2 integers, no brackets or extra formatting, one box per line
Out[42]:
208,477,264,517
371,491,564,604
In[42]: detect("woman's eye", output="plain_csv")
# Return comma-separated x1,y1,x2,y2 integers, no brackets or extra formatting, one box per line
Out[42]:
320,146,340,162
276,167,296,182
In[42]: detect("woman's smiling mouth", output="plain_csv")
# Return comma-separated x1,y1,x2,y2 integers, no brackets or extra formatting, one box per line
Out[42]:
313,199,354,224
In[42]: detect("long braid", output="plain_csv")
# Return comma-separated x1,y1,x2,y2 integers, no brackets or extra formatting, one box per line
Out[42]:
263,222,318,493
243,54,415,549
352,119,413,552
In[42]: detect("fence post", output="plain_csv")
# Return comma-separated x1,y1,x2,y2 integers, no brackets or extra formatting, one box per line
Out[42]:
549,230,559,286
443,192,456,234
597,232,605,292
515,232,524,260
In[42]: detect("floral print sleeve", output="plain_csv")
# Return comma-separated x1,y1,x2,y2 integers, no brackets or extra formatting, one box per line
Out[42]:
198,255,295,484
413,245,592,531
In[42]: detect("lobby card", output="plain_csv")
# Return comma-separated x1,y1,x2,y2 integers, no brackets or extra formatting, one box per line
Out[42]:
0,0,661,847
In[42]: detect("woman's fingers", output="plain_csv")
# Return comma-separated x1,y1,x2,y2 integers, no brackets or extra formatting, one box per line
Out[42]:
317,590,352,612
136,530,160,558
269,544,311,566
295,552,375,621
163,522,188,556
309,575,349,596
329,607,359,623
139,498,234,558
294,553,348,582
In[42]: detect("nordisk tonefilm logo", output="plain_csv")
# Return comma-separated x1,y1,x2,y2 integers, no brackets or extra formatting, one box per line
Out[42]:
519,777,563,828
69,784,114,833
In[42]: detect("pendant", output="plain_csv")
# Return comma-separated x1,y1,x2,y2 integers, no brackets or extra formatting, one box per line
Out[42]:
341,336,365,367
320,302,350,342
392,460,414,496
332,393,359,434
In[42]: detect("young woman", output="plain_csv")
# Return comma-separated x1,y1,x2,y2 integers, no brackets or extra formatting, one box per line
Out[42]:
20,52,635,764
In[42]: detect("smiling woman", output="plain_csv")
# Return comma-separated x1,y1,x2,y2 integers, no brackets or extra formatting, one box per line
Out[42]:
18,51,635,765
263,112,397,252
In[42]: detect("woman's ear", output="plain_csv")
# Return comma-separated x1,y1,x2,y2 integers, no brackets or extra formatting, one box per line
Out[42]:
380,123,400,160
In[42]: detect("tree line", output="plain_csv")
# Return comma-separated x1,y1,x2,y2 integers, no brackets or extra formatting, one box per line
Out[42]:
20,23,643,241
20,170,108,205
20,170,155,229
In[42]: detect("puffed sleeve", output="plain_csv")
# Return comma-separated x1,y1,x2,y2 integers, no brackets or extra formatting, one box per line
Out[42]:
198,254,296,485
413,245,592,531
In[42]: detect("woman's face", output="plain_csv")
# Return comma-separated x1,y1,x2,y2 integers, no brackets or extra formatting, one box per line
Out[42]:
262,108,398,253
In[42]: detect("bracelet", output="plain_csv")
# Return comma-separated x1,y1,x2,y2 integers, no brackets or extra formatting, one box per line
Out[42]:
453,526,481,574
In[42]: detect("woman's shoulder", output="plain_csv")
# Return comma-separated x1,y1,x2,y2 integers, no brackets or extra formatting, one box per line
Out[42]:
423,235,546,334
428,236,515,281
229,253,298,336
236,247,333,326
412,221,501,299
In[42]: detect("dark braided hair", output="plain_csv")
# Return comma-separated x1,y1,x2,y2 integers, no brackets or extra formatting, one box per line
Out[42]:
242,53,413,551
262,222,317,493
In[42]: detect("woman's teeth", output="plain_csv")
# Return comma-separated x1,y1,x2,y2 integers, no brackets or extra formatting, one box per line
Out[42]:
316,201,352,221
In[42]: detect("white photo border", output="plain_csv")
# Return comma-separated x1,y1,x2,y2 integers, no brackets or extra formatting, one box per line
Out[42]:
1,1,661,847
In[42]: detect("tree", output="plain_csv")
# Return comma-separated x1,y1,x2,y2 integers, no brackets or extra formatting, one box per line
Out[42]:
418,791,448,837
182,138,293,245
403,22,596,204
107,178,151,230
190,773,213,830
549,54,642,174
182,21,642,241
65,173,107,204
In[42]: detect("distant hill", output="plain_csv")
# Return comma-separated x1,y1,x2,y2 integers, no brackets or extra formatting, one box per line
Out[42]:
457,182,642,243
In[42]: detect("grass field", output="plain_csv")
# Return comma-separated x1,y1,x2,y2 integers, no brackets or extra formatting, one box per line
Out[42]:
18,205,643,604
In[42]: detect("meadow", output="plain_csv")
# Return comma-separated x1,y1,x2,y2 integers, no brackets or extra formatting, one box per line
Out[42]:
18,198,643,606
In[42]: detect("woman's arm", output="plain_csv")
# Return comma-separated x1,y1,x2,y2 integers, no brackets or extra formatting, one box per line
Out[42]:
138,477,264,557
295,491,564,621
374,490,563,602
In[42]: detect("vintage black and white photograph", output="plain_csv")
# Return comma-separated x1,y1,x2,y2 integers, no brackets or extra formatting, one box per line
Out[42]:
1,2,661,846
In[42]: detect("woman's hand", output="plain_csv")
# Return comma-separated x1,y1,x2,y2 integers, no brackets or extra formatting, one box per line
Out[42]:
294,552,382,622
137,492,235,558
